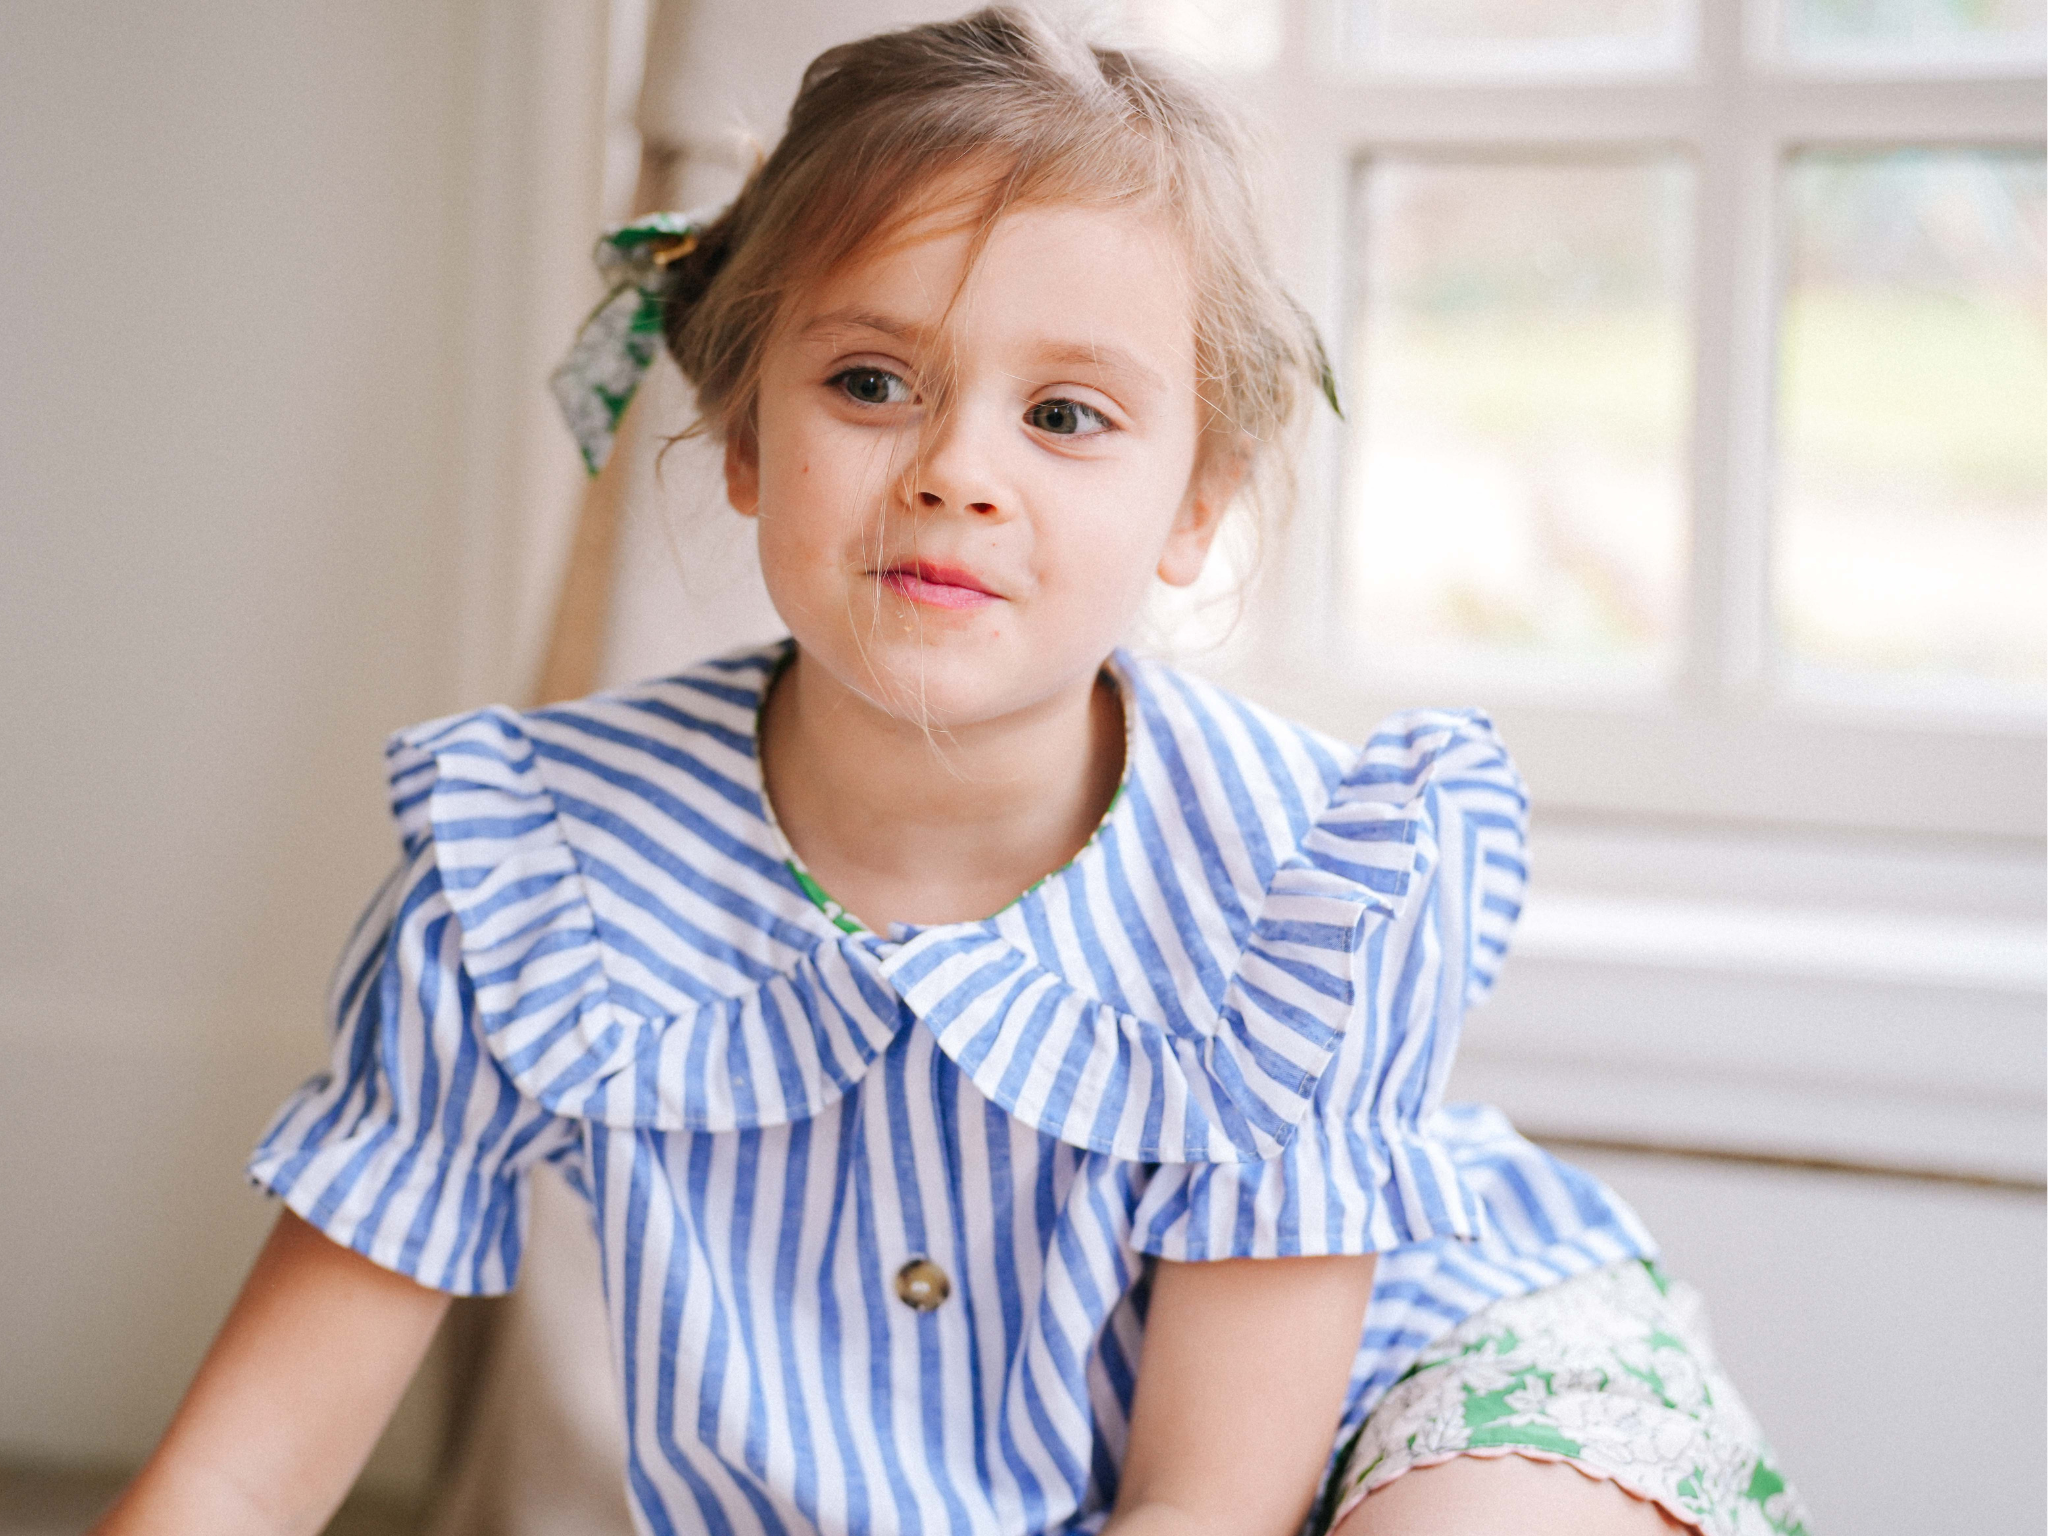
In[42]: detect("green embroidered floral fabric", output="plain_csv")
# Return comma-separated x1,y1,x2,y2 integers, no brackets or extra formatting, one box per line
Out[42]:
550,209,716,475
1321,1261,1811,1536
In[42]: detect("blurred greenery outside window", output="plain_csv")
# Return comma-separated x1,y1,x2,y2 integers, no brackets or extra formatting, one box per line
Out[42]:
1346,155,1695,680
1776,148,2043,698
1782,0,2045,67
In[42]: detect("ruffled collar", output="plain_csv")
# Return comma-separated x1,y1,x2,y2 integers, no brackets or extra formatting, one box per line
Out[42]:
384,643,1506,1163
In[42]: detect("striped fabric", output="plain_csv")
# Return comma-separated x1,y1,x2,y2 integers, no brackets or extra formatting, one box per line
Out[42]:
250,642,1653,1535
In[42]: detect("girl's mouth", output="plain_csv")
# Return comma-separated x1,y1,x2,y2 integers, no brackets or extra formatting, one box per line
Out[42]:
873,561,1003,611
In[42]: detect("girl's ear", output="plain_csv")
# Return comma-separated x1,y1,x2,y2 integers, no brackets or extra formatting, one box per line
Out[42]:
724,427,761,518
1157,443,1247,588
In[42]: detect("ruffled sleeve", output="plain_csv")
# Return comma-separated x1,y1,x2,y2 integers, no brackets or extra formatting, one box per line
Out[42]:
246,704,624,1293
1129,709,1528,1260
245,846,586,1295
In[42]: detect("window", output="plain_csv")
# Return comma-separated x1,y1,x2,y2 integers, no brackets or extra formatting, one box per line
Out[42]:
1134,0,2045,839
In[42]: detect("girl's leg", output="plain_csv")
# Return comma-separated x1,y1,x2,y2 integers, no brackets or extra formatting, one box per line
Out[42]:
1319,1263,1808,1536
1332,1453,1695,1536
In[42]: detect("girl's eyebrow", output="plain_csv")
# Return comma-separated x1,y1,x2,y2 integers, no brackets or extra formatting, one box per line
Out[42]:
1032,342,1165,395
800,308,920,345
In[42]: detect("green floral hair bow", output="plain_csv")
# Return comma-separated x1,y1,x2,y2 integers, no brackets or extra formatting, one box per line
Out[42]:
550,208,721,475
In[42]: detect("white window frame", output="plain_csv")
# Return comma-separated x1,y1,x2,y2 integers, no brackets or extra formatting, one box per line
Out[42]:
1218,0,2046,842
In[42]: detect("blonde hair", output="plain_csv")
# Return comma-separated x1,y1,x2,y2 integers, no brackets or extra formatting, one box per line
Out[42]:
656,4,1329,509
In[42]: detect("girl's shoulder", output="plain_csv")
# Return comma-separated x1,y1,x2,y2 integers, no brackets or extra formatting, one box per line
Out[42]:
1121,650,1528,1004
382,640,792,859
1114,648,1525,833
367,640,868,1131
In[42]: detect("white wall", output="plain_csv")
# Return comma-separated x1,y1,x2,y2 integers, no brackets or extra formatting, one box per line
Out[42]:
0,0,495,1484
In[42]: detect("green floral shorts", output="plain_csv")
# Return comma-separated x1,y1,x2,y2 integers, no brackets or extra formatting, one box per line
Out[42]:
1319,1261,1811,1535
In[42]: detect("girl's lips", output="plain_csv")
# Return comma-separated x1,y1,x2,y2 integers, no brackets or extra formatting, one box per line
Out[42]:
874,561,1003,611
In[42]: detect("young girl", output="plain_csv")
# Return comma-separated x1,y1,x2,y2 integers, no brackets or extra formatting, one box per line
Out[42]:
98,10,1808,1536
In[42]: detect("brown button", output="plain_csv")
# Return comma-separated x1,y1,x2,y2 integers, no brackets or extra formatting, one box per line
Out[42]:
894,1257,951,1312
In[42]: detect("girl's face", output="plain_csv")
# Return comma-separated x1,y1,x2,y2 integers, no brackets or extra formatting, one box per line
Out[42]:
725,192,1231,731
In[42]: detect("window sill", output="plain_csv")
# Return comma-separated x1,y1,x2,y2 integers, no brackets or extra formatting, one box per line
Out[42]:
1455,830,2045,1185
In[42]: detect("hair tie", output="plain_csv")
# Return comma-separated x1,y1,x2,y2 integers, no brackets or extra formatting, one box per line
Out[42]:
551,207,724,475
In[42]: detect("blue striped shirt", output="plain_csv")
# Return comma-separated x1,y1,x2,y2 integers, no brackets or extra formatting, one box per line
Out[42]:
250,642,1652,1534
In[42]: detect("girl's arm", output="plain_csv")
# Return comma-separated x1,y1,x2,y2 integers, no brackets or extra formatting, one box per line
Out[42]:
93,1208,450,1536
1107,1253,1378,1536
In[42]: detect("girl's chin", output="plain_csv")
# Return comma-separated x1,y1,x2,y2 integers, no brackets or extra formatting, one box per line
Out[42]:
815,631,1101,731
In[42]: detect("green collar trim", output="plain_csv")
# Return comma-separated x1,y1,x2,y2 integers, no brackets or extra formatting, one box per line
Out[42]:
787,861,867,936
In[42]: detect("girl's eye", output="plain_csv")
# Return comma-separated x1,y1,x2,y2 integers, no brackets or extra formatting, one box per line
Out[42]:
831,367,911,407
1026,398,1112,437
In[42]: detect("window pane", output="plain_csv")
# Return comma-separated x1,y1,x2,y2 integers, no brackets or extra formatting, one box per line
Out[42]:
1343,157,1693,679
1352,0,1693,72
1774,149,2046,698
1781,0,2046,69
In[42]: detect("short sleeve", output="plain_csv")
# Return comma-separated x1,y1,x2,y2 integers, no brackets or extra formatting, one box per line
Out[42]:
1129,710,1527,1262
246,849,586,1295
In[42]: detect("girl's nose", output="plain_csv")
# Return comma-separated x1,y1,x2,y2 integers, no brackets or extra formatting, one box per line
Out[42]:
912,407,1007,517
917,488,997,516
